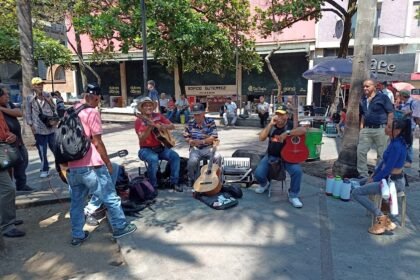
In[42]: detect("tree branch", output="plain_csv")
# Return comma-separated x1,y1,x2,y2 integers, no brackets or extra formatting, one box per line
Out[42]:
321,8,343,19
324,0,347,17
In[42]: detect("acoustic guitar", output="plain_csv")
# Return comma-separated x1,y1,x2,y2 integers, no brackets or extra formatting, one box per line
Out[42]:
137,113,176,148
57,149,129,184
280,94,309,163
193,142,222,196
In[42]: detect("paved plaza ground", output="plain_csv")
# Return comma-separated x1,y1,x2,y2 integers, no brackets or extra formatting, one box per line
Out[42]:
3,123,420,280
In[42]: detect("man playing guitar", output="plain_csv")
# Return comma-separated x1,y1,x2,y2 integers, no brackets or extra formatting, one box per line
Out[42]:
254,104,307,208
183,103,222,188
135,97,182,192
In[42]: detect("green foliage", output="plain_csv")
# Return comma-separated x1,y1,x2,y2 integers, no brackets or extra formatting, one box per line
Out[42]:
73,0,262,73
0,0,73,67
33,31,72,69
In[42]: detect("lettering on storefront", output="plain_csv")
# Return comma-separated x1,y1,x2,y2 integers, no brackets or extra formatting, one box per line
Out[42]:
370,59,396,76
129,86,141,95
247,85,267,93
185,85,236,96
108,86,120,96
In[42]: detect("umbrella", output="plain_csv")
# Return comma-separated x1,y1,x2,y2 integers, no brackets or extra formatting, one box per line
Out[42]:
392,82,415,92
302,58,376,82
303,58,352,82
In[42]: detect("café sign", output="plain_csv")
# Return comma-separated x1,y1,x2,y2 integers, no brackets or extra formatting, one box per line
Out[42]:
185,85,236,96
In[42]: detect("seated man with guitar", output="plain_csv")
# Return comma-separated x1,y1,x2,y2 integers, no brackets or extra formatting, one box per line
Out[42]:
184,103,222,188
254,104,307,208
135,97,182,192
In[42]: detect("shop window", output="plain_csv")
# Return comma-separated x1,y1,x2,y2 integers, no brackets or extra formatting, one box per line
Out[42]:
386,45,400,54
415,1,420,26
54,66,65,81
323,48,337,57
347,48,354,56
373,45,385,55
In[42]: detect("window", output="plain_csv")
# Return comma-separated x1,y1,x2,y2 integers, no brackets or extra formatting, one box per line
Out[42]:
323,48,337,57
373,46,385,55
54,66,65,81
386,45,400,54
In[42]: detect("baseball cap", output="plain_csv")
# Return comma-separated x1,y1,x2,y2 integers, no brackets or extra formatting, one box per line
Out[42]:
191,103,205,114
31,77,44,85
85,83,103,100
399,89,410,98
275,104,288,115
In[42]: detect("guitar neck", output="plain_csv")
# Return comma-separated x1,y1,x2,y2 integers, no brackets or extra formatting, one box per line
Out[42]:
293,94,299,129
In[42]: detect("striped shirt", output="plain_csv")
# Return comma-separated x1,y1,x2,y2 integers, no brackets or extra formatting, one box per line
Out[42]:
183,117,218,149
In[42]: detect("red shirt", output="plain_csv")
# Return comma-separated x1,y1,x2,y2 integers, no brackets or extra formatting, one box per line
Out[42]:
135,113,172,147
340,111,346,123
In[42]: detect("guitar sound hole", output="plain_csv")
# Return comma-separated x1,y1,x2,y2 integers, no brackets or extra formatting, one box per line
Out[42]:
291,136,301,145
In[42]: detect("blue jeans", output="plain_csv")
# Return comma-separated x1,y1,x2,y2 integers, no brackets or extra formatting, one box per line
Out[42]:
166,110,176,122
138,147,180,187
34,133,55,172
85,162,120,215
352,177,405,217
13,145,28,189
254,154,302,198
176,109,189,123
67,165,127,238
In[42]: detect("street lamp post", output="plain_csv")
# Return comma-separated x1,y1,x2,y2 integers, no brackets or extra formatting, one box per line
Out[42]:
141,0,148,96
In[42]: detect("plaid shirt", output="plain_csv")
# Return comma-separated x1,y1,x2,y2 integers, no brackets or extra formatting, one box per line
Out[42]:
25,92,56,135
183,117,218,149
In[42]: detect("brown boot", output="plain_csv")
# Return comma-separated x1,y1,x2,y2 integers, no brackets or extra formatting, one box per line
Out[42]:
368,215,387,235
385,215,397,231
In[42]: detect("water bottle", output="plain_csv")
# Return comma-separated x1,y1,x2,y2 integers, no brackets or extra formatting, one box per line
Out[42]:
381,179,390,200
325,175,334,196
332,176,342,199
389,181,399,216
340,178,351,201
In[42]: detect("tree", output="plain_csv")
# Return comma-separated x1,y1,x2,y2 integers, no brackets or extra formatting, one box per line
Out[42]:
254,0,357,104
72,0,262,96
333,0,377,177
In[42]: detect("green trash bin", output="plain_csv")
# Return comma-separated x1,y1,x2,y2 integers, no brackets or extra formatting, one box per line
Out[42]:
305,128,323,160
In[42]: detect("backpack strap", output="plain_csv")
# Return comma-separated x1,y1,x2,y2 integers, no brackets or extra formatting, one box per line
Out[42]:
73,103,92,115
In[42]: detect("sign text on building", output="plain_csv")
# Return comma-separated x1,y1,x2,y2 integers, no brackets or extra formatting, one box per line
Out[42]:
185,85,237,96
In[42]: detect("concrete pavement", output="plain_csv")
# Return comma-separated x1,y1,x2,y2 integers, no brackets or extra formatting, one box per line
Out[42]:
19,123,420,280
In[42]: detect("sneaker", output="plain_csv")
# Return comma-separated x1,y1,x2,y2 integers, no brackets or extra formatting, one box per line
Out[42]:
113,223,137,239
3,228,26,238
255,182,270,194
40,171,49,178
288,197,303,208
71,231,90,246
86,215,99,226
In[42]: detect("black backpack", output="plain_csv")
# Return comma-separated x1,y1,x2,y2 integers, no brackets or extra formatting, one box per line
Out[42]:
53,104,91,164
128,176,158,203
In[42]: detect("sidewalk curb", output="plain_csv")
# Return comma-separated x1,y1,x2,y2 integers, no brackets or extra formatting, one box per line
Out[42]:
16,196,70,209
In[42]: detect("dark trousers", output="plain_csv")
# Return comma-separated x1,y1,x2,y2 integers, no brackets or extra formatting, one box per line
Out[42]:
258,112,269,128
13,145,28,189
35,133,55,172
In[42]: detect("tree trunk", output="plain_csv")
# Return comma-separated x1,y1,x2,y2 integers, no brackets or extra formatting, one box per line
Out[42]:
333,0,377,177
75,32,88,91
330,0,356,116
16,0,35,136
265,46,282,102
177,56,186,96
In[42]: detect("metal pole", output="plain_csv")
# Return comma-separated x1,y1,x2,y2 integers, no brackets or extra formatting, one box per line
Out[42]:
141,0,148,96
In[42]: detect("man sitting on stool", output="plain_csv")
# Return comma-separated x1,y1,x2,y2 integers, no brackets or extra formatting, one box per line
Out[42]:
184,103,221,188
135,97,182,192
254,105,306,208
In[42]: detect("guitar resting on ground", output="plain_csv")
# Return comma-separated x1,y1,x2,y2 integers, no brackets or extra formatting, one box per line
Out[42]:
193,140,222,196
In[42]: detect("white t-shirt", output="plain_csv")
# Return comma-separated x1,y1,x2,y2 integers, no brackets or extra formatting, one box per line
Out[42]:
257,102,269,114
225,102,237,114
383,89,394,104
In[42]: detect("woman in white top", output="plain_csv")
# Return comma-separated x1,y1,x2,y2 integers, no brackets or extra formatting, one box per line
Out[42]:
159,92,170,114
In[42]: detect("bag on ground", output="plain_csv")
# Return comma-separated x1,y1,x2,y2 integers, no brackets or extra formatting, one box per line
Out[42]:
128,176,158,203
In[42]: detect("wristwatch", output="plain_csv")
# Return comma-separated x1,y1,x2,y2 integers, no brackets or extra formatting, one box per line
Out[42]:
285,130,291,136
